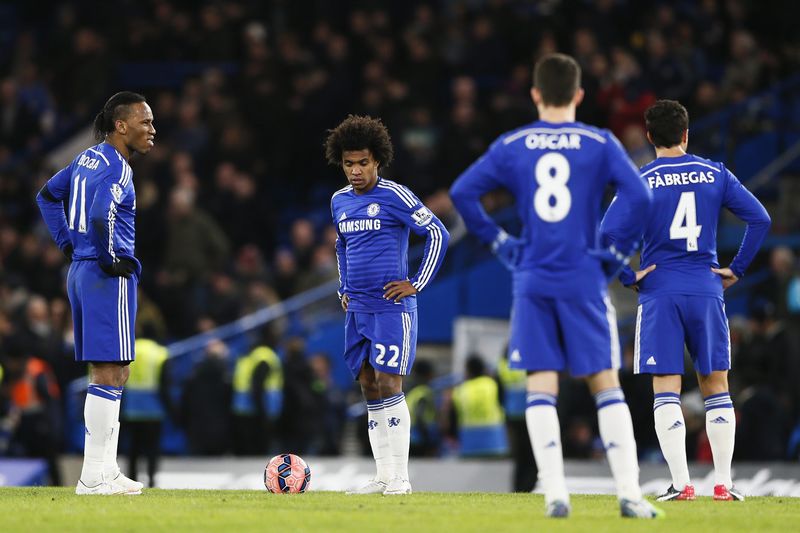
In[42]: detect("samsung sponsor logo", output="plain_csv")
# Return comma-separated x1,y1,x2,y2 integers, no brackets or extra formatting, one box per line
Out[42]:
338,219,382,233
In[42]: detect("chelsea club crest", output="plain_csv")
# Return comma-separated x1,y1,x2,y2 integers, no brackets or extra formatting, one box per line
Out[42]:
367,203,380,217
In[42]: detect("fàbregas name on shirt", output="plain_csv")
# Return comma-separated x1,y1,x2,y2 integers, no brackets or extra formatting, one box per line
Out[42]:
647,170,715,189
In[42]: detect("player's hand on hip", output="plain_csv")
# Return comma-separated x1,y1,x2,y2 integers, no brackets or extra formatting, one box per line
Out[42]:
588,244,632,279
340,294,350,311
491,230,523,271
99,258,136,279
383,280,417,302
624,264,656,292
711,267,739,290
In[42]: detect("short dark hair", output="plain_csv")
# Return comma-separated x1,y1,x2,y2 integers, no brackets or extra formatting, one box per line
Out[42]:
465,355,486,378
533,53,581,107
645,99,689,148
324,115,394,167
93,91,147,141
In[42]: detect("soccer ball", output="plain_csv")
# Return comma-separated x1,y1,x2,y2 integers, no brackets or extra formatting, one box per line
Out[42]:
264,453,311,494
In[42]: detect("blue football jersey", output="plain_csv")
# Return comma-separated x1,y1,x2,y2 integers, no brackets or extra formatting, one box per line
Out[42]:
37,142,140,271
601,153,771,301
450,121,651,298
331,177,449,313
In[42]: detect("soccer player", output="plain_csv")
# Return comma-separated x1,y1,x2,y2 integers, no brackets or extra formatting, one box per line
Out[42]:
326,115,449,495
600,100,771,502
36,91,155,495
450,53,661,518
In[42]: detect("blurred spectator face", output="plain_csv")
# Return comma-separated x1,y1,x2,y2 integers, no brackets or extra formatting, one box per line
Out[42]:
0,227,19,257
205,338,228,358
26,295,51,335
169,187,195,217
694,81,719,111
171,151,194,175
291,219,315,251
646,31,668,59
310,353,331,380
0,78,16,102
178,100,200,126
451,76,477,103
452,102,476,128
214,162,237,190
730,30,756,60
311,245,336,273
770,246,795,278
232,173,256,200
574,29,597,58
275,248,297,275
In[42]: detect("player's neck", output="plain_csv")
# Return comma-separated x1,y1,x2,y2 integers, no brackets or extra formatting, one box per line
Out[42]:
654,146,687,158
105,137,131,161
537,106,575,124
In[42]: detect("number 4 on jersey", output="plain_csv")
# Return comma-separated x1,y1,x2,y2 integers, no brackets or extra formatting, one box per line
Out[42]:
670,191,702,251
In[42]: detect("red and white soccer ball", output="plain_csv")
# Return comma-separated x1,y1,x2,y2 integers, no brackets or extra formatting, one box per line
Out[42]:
264,453,311,494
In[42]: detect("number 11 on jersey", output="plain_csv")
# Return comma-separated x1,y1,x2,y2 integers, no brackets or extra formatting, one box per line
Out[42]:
670,191,702,251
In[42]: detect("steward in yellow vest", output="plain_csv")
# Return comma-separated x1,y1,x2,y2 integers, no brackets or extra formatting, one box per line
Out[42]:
232,345,283,455
452,356,508,456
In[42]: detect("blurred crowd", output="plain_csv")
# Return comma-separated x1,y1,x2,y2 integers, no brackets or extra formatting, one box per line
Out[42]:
1,0,800,482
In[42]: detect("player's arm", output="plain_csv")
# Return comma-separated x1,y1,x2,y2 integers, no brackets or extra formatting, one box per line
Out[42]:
332,201,349,311
715,167,771,287
602,133,653,253
384,192,450,302
36,166,73,260
449,138,521,268
598,195,654,288
449,139,511,244
88,175,136,278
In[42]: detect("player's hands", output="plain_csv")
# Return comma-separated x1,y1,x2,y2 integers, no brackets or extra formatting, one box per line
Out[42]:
491,230,523,271
340,293,350,311
99,258,137,279
621,264,656,291
62,244,73,263
711,267,739,290
588,244,633,279
383,280,417,302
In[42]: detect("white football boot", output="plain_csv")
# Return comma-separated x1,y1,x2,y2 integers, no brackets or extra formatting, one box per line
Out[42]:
383,476,412,496
107,472,144,495
345,479,387,495
75,480,130,496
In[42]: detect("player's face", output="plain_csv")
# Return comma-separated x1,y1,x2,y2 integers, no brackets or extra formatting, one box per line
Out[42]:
123,102,156,155
341,149,379,193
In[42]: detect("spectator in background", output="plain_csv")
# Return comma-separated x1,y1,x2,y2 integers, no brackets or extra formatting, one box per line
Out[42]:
278,337,318,455
231,333,283,456
497,351,536,492
180,340,232,455
407,359,440,457
3,339,62,485
157,187,230,335
122,333,170,487
309,352,346,456
450,355,507,457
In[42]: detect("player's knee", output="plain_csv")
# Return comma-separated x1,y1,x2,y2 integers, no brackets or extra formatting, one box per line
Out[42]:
375,371,402,397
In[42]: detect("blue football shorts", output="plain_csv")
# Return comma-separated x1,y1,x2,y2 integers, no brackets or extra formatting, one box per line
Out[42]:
67,260,137,363
634,294,730,376
344,310,417,378
508,294,620,377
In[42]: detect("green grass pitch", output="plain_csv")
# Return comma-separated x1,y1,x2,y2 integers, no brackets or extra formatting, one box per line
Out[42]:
0,488,798,532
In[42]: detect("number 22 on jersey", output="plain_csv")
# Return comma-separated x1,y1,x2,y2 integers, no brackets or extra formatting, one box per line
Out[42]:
670,191,702,251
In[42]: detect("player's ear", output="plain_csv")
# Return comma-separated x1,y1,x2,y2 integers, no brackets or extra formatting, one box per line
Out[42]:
646,131,654,146
573,88,585,107
115,119,127,136
530,87,540,106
